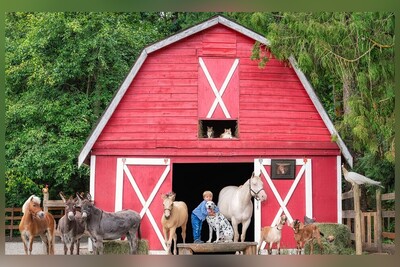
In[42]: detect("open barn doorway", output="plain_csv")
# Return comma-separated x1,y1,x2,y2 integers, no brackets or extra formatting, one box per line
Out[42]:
172,162,254,244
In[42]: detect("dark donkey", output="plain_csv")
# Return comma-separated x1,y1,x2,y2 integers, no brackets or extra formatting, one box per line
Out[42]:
76,193,142,254
57,192,85,255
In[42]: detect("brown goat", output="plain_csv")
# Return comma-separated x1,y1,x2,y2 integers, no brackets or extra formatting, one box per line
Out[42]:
291,219,324,255
258,214,287,255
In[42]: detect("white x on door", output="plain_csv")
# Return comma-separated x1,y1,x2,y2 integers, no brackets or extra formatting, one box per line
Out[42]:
115,158,171,251
198,57,239,119
253,158,312,245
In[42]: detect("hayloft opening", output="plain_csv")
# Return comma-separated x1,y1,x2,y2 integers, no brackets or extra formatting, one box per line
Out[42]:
198,119,238,138
172,162,254,245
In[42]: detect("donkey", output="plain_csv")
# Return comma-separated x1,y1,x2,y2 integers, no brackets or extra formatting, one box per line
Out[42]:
76,193,142,255
57,192,85,255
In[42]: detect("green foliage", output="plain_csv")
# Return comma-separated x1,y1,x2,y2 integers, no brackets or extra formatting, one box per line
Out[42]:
5,170,42,207
249,12,395,195
5,12,169,206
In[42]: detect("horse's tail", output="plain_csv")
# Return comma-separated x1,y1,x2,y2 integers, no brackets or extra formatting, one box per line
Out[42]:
46,213,56,254
51,215,56,254
51,222,56,254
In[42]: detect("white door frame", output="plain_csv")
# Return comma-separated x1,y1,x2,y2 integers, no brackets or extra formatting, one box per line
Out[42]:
254,158,312,246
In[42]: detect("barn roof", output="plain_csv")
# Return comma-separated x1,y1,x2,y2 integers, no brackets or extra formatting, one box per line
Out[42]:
78,15,353,168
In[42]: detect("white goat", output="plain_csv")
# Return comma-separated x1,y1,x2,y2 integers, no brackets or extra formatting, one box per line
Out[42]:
258,214,287,255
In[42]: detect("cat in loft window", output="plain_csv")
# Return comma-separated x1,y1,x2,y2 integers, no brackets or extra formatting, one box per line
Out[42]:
207,126,214,138
220,128,233,139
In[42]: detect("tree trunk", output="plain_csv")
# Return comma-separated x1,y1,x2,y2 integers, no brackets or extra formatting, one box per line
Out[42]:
341,72,356,212
342,72,354,115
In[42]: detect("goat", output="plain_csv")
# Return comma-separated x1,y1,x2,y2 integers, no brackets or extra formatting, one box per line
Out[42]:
291,219,324,255
258,214,287,255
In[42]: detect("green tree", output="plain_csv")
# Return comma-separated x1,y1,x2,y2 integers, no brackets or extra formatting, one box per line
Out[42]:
5,12,168,205
250,12,395,196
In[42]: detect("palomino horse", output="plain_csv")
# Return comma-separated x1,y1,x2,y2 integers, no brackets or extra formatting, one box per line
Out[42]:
76,193,142,254
218,172,267,243
161,192,188,255
57,192,85,255
19,194,56,255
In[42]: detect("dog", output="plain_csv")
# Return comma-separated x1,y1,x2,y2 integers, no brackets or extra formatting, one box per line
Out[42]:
205,201,234,243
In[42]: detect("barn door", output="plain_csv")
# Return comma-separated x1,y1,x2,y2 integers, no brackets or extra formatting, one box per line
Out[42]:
254,158,312,248
115,158,171,252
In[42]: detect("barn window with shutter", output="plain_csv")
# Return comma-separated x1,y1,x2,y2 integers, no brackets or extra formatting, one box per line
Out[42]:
198,57,239,139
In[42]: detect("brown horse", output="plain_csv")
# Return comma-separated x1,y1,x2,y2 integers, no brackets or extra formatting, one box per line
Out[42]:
19,194,56,255
161,192,188,255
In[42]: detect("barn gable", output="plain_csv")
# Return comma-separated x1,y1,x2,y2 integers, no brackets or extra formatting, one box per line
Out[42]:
78,15,352,168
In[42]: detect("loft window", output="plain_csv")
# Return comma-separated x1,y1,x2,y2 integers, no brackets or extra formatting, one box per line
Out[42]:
199,120,238,139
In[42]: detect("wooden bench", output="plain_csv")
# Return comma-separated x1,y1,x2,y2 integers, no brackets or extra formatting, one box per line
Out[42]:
177,242,258,255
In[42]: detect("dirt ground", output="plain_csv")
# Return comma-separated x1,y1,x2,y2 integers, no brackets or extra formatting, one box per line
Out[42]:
5,236,91,255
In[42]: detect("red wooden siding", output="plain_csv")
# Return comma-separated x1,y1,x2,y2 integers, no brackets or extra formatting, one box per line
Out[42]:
93,24,339,157
311,156,338,222
93,156,117,212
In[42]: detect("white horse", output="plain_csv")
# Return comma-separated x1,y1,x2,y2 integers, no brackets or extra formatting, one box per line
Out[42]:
218,172,267,242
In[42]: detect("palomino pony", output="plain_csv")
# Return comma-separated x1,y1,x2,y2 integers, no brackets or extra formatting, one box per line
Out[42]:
161,192,188,255
19,194,56,255
57,192,85,255
218,172,267,243
76,193,142,254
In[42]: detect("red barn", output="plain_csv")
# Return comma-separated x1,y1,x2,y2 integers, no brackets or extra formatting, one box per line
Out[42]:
78,16,352,254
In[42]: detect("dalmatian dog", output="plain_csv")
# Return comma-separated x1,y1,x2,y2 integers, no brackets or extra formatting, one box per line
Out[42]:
205,200,234,243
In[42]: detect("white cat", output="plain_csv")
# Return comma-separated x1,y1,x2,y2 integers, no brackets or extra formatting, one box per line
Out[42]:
220,128,233,139
207,126,214,138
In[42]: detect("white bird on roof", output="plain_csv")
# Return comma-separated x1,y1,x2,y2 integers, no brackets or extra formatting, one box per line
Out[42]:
342,164,384,191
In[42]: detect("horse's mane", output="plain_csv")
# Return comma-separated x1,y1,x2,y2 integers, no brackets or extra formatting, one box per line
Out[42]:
22,194,41,214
